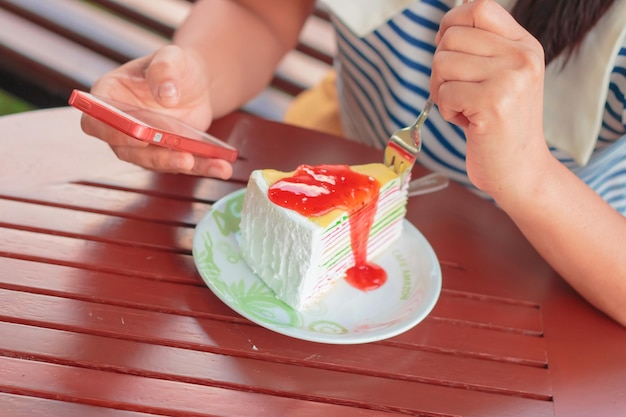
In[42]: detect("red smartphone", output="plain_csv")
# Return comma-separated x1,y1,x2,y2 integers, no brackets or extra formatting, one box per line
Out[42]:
68,89,238,162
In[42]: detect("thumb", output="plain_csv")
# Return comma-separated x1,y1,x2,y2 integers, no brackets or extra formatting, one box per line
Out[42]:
145,45,187,107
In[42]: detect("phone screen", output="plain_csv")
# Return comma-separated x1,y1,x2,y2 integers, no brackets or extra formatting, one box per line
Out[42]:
69,89,238,162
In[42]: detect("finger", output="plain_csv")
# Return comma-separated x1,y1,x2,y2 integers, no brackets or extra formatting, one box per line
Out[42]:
144,45,185,107
435,80,489,132
430,37,528,91
436,0,527,43
111,145,195,172
436,25,511,59
430,50,484,104
80,114,149,148
436,77,531,139
109,145,234,179
190,157,233,179
142,46,213,130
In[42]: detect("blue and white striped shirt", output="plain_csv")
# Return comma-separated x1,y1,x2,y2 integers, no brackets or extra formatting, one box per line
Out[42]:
331,0,626,214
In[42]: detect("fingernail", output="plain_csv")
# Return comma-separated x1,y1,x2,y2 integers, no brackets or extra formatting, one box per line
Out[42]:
159,82,177,99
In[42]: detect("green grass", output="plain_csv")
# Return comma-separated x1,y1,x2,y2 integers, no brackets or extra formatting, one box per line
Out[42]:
0,90,36,115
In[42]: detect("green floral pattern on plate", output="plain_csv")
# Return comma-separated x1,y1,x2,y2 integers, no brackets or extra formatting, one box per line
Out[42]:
192,189,442,344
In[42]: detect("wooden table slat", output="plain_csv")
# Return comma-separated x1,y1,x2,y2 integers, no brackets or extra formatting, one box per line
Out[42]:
0,321,552,404
2,355,417,417
0,257,234,318
72,171,246,202
0,9,117,88
0,199,546,335
1,184,212,226
0,226,549,364
0,199,195,252
0,286,549,388
89,0,191,34
0,227,199,284
0,256,549,364
2,392,163,417
0,0,167,62
431,291,543,335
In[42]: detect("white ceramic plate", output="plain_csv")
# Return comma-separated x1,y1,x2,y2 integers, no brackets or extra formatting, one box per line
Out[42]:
192,189,442,344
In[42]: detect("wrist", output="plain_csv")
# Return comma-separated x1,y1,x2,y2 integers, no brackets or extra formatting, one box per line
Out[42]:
487,148,561,213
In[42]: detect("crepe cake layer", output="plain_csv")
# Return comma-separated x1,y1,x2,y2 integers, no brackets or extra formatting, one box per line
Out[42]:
239,163,408,310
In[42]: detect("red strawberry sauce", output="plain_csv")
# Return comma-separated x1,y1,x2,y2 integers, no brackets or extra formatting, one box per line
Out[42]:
268,164,386,291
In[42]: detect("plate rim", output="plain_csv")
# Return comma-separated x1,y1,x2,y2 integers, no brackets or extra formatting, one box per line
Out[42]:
192,188,442,344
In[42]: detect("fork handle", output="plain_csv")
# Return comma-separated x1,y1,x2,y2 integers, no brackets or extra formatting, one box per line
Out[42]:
414,98,434,129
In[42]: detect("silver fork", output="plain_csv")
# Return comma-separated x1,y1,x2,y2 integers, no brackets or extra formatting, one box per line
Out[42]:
383,98,433,185
385,0,472,185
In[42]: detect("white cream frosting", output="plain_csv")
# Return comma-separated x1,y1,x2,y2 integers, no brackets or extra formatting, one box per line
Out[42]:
239,167,407,310
320,0,626,165
240,170,324,309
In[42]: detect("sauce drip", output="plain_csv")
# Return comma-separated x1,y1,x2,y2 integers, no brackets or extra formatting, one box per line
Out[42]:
268,164,387,291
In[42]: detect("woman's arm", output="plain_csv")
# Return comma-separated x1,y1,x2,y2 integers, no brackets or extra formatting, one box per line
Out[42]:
433,0,626,325
82,0,315,177
496,153,626,326
173,0,316,118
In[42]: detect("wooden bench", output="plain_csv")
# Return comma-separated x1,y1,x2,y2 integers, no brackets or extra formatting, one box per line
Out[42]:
0,0,335,121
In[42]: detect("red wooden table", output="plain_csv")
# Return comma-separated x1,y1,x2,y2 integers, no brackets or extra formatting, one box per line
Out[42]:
1,107,625,417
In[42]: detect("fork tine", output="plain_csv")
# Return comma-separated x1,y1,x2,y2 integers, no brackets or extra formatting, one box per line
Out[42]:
383,98,432,184
384,134,417,183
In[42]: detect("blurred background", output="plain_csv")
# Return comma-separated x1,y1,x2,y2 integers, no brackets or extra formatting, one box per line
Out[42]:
0,0,334,119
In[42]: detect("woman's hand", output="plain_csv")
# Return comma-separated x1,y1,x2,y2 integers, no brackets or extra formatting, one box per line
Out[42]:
432,0,626,326
81,45,233,179
431,0,549,201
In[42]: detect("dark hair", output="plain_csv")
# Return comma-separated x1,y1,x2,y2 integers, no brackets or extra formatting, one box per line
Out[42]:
512,0,615,64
